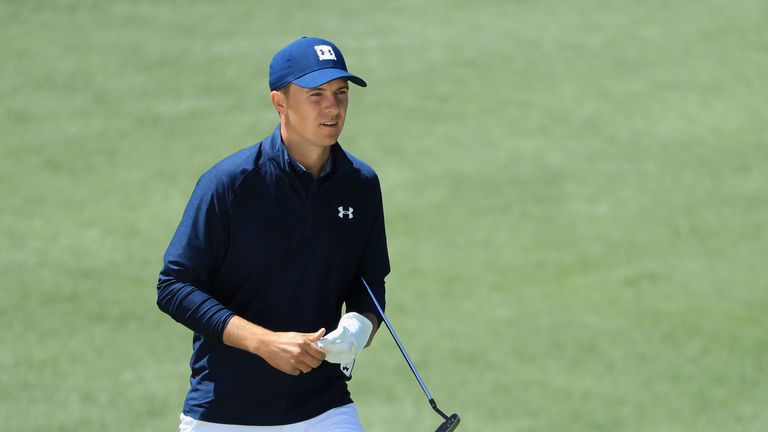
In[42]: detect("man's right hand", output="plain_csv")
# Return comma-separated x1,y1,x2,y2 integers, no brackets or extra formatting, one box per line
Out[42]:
222,315,327,376
255,329,327,375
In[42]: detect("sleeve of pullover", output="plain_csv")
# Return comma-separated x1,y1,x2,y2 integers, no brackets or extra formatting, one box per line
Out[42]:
347,175,390,323
156,170,235,342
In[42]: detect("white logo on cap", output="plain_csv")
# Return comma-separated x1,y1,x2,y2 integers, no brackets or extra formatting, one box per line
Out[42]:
314,45,337,61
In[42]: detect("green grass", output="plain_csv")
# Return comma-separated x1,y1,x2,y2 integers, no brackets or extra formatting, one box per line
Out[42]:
2,1,767,430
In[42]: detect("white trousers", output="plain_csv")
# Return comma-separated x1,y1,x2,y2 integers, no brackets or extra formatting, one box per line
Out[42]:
179,403,364,432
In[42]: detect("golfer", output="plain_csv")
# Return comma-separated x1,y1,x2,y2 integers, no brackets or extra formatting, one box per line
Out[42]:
157,36,389,431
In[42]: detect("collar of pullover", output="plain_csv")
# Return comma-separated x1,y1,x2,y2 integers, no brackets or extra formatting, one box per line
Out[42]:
264,124,351,178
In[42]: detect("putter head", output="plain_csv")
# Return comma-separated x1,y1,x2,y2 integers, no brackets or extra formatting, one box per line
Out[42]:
434,413,460,432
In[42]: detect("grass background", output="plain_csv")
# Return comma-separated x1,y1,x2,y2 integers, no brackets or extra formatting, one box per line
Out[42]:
2,0,767,430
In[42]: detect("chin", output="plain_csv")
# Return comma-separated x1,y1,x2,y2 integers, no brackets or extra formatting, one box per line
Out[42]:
319,134,341,146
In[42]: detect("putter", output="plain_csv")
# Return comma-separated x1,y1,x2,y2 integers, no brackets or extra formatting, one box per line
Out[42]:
361,277,461,432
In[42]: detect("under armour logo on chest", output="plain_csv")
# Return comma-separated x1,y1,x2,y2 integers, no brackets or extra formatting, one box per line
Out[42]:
338,206,354,219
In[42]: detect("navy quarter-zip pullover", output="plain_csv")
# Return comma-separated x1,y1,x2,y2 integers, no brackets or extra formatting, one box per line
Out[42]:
157,124,390,425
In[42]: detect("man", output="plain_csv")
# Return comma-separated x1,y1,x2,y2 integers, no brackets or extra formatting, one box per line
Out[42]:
157,36,389,431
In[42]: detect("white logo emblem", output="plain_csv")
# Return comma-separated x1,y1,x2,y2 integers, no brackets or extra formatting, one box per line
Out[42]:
314,45,337,61
338,206,354,219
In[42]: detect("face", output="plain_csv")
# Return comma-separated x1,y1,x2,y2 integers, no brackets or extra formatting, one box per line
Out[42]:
273,78,350,150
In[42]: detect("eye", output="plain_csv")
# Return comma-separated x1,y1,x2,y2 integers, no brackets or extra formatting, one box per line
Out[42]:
336,89,348,95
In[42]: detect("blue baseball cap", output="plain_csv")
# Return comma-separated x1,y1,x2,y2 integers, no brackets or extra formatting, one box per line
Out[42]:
269,36,367,91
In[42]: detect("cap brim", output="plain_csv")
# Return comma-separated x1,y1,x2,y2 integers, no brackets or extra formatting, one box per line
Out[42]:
292,68,367,89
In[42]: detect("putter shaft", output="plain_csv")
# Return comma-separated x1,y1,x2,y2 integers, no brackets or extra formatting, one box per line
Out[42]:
361,277,461,430
361,277,444,418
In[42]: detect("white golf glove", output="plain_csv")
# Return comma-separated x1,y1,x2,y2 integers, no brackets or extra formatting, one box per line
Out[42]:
317,312,373,364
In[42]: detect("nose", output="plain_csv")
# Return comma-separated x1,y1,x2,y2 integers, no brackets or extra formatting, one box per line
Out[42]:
323,94,341,114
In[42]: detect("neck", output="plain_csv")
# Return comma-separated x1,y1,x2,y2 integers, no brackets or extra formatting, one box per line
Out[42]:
280,126,330,178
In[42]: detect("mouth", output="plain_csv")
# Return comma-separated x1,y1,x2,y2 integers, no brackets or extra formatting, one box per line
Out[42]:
320,121,338,127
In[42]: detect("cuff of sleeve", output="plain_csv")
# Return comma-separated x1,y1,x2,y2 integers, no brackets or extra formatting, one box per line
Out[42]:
214,311,236,343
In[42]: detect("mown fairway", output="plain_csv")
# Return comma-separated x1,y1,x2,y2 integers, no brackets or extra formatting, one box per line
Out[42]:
1,1,766,430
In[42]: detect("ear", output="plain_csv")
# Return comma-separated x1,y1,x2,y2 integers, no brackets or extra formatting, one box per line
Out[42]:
271,90,287,116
